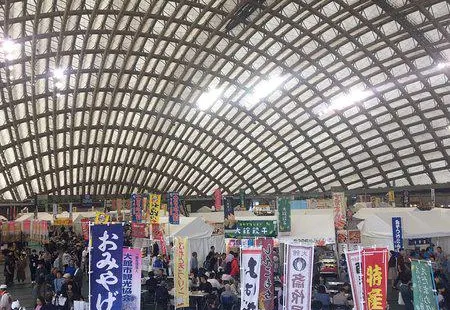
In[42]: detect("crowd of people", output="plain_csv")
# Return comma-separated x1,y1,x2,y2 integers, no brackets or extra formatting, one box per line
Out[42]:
2,226,88,310
144,245,283,309
388,246,450,310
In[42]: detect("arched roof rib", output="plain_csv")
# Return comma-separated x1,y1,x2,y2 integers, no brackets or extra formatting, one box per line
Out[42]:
0,0,449,200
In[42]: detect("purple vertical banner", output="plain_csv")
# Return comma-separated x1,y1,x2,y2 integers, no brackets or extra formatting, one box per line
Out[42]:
168,192,180,224
256,238,274,310
122,248,142,308
90,224,124,310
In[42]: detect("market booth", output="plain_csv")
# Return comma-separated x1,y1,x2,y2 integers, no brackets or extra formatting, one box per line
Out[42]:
355,207,450,250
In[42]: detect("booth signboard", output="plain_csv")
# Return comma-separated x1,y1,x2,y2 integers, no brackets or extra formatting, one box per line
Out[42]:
227,220,277,238
408,238,432,246
54,218,73,226
348,230,361,244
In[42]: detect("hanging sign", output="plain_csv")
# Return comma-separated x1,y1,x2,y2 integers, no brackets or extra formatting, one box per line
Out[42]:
23,220,31,234
224,196,236,236
402,190,410,208
348,230,362,244
345,250,364,310
174,237,189,308
256,238,274,310
332,192,347,230
168,192,180,225
228,220,277,238
388,190,395,202
131,223,147,238
411,260,439,310
431,188,435,206
285,244,314,310
81,218,90,241
54,218,73,226
241,248,262,310
94,212,110,224
131,194,143,223
90,224,124,310
278,198,291,234
122,248,142,309
213,189,222,211
361,248,388,310
149,194,161,224
392,217,403,251
240,189,246,210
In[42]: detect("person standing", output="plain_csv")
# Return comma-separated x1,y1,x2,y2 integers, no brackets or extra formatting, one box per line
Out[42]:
16,252,27,284
29,249,39,284
73,263,83,290
4,252,15,287
190,252,199,275
0,285,12,310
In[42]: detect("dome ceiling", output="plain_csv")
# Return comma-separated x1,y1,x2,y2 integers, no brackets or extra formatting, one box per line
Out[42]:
0,0,449,200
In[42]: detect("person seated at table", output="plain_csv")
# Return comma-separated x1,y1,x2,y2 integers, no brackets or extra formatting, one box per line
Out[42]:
314,285,331,310
312,300,324,310
220,284,238,308
207,272,222,290
198,275,213,294
155,281,170,308
332,287,349,308
189,272,199,290
146,271,159,296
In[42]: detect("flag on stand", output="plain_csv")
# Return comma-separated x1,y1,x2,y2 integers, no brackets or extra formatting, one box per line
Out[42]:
361,248,388,310
241,248,262,310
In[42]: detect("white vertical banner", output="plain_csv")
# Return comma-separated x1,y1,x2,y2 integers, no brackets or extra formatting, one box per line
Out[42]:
345,250,364,310
241,247,262,310
284,244,314,310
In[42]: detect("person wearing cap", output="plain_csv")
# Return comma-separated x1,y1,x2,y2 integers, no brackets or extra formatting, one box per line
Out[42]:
0,284,12,310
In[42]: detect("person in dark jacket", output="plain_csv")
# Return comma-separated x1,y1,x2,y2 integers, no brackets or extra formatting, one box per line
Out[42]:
198,276,213,294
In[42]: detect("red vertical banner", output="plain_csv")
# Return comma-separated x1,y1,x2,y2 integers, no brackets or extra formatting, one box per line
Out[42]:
256,238,274,310
23,220,31,234
361,248,389,310
213,189,222,211
132,223,147,238
81,218,90,241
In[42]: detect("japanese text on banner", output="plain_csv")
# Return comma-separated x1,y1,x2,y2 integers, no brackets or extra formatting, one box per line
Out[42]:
90,224,124,310
149,194,161,224
168,192,180,225
241,248,262,310
122,248,142,309
277,198,291,233
411,260,439,310
256,238,274,310
345,250,364,310
392,217,403,251
174,237,189,308
362,248,388,310
285,244,314,310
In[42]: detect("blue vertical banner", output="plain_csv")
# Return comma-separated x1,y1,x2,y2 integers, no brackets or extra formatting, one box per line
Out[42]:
90,224,124,310
168,192,180,224
392,217,403,251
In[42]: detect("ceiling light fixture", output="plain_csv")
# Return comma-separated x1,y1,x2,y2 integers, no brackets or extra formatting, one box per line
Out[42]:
197,87,223,110
244,75,286,108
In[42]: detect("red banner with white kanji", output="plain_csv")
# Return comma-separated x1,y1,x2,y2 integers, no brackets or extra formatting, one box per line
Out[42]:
256,238,274,310
285,244,314,310
361,248,388,310
131,223,147,238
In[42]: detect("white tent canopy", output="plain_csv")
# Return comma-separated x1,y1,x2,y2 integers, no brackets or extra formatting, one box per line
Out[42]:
194,209,336,245
356,208,450,250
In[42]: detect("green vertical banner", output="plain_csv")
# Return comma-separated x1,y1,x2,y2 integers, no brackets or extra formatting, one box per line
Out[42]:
239,189,246,210
277,198,291,234
411,260,439,310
